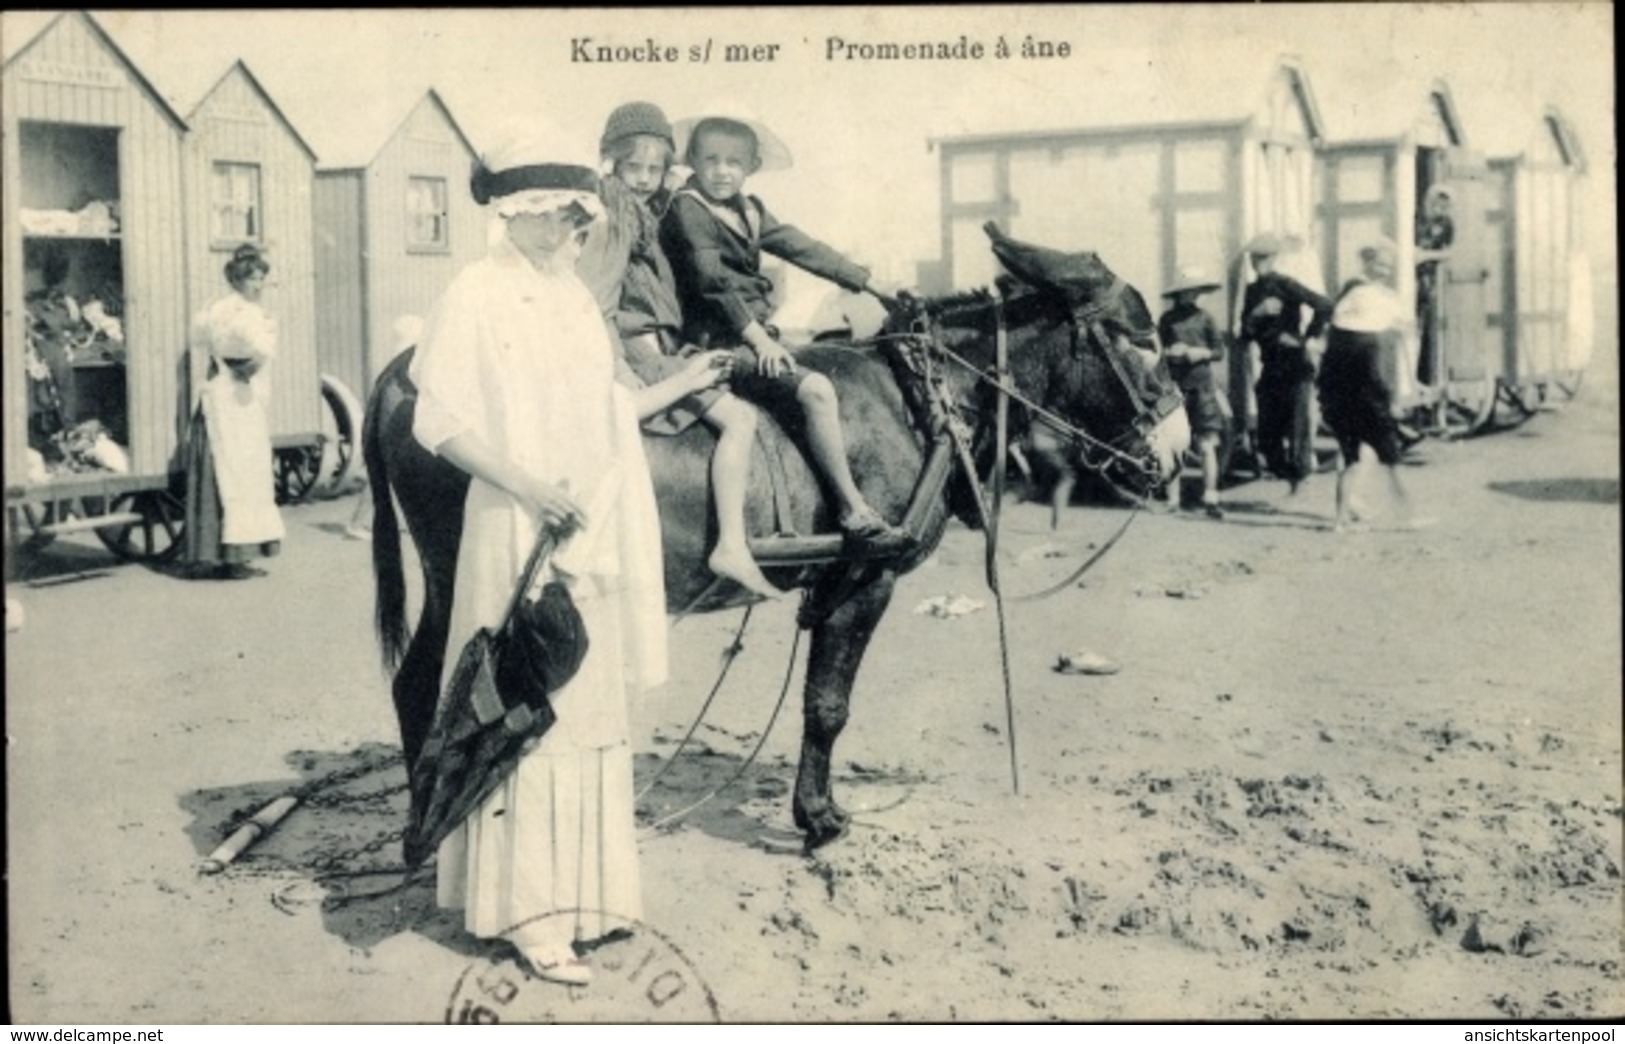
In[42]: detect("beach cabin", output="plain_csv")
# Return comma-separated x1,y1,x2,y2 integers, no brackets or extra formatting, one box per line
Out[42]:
1316,76,1498,428
178,60,325,494
927,54,1327,462
3,11,192,555
1482,106,1591,411
310,89,485,409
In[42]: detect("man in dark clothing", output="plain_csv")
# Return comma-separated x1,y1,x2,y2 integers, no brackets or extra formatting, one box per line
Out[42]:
1240,233,1333,492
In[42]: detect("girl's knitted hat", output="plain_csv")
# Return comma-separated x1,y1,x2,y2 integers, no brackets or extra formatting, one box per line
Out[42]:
601,101,675,154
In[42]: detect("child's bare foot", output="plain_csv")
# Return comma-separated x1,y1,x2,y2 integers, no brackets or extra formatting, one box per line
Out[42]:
709,547,783,599
838,505,912,551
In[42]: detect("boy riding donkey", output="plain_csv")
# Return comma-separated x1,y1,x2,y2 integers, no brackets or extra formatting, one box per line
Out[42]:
659,103,911,564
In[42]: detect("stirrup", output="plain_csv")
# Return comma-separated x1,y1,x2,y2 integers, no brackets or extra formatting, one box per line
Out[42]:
839,508,911,550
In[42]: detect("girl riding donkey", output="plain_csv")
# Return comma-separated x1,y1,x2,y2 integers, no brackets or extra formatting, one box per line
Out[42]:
659,103,910,556
584,101,779,599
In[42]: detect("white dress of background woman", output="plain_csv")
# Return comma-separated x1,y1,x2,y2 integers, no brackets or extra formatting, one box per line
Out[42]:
193,248,284,552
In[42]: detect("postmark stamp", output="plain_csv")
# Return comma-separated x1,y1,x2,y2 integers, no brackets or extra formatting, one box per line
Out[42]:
445,909,722,1023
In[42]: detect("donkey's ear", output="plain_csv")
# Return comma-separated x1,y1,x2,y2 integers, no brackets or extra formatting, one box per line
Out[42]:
983,220,1009,243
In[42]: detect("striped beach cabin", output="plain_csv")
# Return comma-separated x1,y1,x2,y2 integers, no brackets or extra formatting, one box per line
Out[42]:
310,88,486,408
176,59,323,474
927,53,1329,456
3,11,192,549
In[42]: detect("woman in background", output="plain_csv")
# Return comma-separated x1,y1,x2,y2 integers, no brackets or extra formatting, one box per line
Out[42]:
183,244,284,579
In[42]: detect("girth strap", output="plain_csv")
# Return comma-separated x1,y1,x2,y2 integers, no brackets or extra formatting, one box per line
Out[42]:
754,424,797,538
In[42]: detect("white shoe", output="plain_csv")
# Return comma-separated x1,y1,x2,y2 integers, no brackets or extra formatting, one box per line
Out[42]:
517,943,592,986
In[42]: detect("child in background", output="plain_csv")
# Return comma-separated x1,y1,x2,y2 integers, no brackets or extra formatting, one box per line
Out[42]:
659,104,908,551
1317,238,1429,532
594,101,778,598
1157,269,1228,519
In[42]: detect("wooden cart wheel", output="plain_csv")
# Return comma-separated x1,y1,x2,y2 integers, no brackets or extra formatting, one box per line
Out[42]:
274,444,322,505
95,489,186,563
1491,380,1542,430
1440,378,1498,437
316,375,364,495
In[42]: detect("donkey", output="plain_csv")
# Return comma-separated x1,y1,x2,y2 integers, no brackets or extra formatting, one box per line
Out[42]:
366,232,1187,848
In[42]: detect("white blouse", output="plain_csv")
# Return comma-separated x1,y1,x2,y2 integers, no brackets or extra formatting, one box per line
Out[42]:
410,237,668,695
197,292,277,363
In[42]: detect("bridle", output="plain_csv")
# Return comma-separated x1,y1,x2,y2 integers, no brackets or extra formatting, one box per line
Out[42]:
881,287,1178,497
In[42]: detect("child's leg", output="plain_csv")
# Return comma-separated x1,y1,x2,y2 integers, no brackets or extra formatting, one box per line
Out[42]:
1198,434,1222,516
1332,446,1359,531
1383,463,1414,518
702,395,780,598
346,480,373,538
795,374,873,517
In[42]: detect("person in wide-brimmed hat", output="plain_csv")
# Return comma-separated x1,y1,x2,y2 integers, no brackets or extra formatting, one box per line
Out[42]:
1239,230,1334,494
660,101,911,550
407,119,733,989
1159,268,1229,518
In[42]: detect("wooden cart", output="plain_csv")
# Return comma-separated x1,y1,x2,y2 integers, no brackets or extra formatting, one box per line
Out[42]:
5,15,330,567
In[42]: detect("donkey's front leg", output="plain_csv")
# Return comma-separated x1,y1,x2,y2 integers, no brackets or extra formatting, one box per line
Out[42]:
793,572,897,849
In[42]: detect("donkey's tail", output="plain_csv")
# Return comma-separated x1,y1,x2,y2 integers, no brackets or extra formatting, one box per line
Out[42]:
365,363,412,674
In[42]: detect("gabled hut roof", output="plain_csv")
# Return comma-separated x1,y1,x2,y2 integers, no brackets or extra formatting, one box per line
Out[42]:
180,59,319,164
1329,71,1466,147
1466,84,1587,172
2,10,188,132
299,87,479,172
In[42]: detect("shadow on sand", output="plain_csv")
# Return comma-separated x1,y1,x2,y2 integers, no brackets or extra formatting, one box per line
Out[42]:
177,739,924,953
1488,477,1618,505
9,537,123,585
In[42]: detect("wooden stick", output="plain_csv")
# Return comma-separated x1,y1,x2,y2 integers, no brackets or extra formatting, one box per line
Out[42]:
198,795,300,874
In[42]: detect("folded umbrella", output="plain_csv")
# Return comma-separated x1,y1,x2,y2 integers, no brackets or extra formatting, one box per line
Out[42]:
404,528,589,867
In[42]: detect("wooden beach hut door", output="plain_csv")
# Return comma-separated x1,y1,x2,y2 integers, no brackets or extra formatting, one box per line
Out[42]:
1433,148,1497,429
1317,145,1407,399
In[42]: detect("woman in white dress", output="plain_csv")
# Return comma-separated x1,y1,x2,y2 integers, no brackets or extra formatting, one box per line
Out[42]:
410,123,731,986
183,244,285,579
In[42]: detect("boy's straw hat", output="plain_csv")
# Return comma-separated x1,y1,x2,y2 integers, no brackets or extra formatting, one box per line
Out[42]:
674,100,793,172
1162,267,1222,297
1244,232,1285,257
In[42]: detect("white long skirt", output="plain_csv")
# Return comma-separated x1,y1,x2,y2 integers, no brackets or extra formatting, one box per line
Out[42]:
436,571,643,949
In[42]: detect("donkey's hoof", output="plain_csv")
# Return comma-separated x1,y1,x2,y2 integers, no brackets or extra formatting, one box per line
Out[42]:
802,817,851,852
793,800,850,833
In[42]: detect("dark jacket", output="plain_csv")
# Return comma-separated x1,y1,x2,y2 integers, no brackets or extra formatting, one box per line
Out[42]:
1241,271,1333,381
659,179,869,347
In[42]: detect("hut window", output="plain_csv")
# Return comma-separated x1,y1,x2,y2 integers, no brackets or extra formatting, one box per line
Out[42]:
407,176,449,252
212,162,262,244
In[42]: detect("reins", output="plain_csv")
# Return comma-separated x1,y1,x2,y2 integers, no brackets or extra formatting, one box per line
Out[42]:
634,604,755,802
646,288,1168,820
